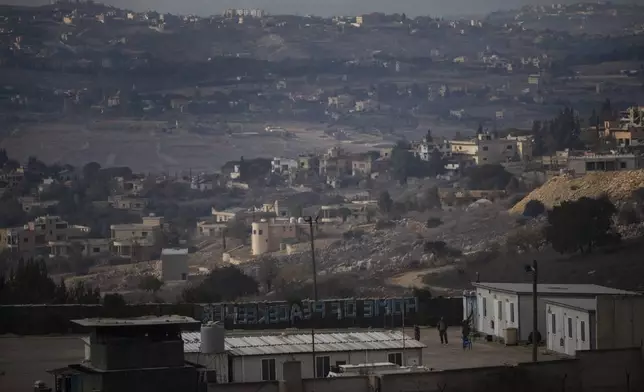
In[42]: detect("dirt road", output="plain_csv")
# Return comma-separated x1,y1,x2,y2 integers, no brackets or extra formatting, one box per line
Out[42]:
388,265,458,292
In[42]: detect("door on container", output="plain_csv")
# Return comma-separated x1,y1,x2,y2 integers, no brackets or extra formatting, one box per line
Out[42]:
506,301,516,328
494,300,503,336
565,316,576,356
576,318,587,352
548,312,557,350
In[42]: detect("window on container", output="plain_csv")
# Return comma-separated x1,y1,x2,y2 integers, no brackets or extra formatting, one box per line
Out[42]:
551,313,556,333
580,321,586,342
261,358,276,381
497,301,502,320
388,352,403,366
510,303,515,323
315,356,330,378
568,317,573,338
483,298,487,317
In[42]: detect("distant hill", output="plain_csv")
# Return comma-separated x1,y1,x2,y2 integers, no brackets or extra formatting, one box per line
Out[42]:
2,0,642,18
510,170,644,214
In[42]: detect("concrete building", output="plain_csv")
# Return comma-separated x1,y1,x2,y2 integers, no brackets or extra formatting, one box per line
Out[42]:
183,329,425,383
251,219,314,256
211,207,246,223
48,237,110,259
50,316,201,392
196,219,226,237
161,248,189,281
0,215,87,258
545,295,644,356
319,202,377,224
351,154,373,176
271,157,299,175
472,282,637,342
297,154,319,172
567,153,638,175
449,132,531,165
110,215,164,259
109,196,149,213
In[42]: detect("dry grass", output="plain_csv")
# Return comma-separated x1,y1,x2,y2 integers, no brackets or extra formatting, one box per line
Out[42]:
510,170,644,214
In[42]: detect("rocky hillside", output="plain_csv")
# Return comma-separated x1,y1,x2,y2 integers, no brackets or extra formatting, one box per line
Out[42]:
510,170,644,214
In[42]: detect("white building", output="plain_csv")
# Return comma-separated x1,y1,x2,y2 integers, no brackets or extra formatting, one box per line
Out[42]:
183,329,424,383
271,157,299,174
160,248,189,281
473,282,637,342
567,153,638,176
545,295,644,356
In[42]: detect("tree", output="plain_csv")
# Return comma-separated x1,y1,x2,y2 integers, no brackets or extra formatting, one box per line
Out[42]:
225,220,250,244
378,191,393,214
505,226,546,253
103,293,127,308
466,165,513,190
82,162,102,181
339,207,352,222
0,197,27,227
258,256,279,292
523,200,546,218
425,128,433,143
545,196,618,254
67,281,101,304
138,275,164,293
182,266,258,303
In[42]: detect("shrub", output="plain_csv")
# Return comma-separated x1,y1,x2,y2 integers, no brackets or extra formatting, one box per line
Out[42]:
425,217,443,228
523,200,546,218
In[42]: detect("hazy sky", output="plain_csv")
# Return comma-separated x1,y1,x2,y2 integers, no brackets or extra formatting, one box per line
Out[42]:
2,0,642,18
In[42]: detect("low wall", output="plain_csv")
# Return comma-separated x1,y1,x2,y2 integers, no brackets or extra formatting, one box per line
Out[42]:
0,297,463,335
207,381,279,392
302,376,370,392
378,365,513,392
0,303,197,335
376,347,644,392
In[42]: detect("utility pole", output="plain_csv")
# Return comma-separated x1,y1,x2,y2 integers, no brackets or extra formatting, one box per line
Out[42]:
526,260,539,362
304,216,319,378
402,303,406,366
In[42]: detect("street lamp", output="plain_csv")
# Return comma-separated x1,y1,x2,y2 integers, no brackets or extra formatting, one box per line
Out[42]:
525,260,538,362
303,216,319,378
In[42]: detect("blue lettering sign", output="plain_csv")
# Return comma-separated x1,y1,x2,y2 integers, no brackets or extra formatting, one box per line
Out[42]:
344,300,356,318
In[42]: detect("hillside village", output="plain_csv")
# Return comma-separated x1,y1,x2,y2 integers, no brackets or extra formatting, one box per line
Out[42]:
1,104,644,301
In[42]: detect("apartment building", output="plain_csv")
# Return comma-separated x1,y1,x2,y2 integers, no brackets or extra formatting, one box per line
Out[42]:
450,132,532,165
567,153,639,175
0,215,88,258
109,196,149,213
110,215,164,259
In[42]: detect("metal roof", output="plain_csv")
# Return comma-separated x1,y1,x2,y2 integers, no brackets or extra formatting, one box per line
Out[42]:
161,248,189,256
73,315,199,327
182,331,425,356
543,298,597,312
473,282,638,296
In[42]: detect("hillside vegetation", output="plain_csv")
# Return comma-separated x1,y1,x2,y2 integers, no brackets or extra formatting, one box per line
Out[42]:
510,170,644,214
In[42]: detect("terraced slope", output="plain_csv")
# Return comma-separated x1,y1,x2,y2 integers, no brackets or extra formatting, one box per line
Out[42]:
510,170,644,214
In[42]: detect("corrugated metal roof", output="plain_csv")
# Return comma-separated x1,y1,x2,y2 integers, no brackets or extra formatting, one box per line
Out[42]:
182,330,425,356
544,298,597,312
473,282,639,296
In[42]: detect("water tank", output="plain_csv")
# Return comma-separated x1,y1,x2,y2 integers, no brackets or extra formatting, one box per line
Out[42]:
201,322,225,354
297,217,304,224
289,217,296,223
504,328,518,346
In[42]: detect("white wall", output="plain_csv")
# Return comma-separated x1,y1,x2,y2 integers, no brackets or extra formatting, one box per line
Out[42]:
230,349,423,382
476,289,519,339
545,303,593,356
